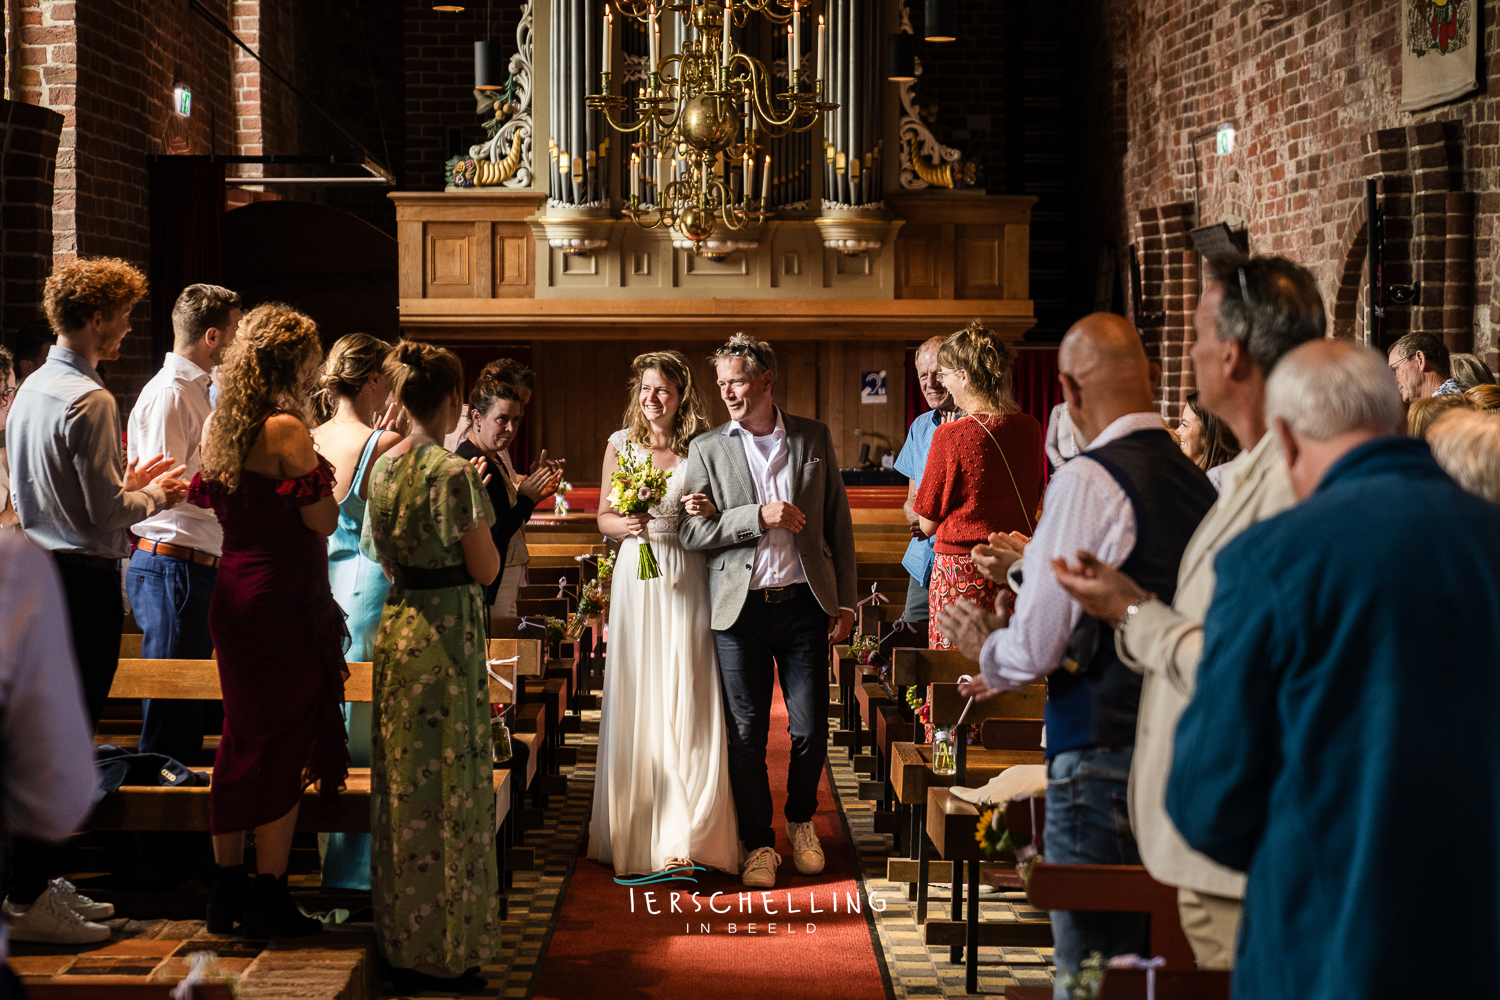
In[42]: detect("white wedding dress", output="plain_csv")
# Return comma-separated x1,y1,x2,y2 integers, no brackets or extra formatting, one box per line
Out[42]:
588,430,744,876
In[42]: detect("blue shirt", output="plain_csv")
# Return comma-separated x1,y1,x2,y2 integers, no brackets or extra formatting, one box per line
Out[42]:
894,408,945,584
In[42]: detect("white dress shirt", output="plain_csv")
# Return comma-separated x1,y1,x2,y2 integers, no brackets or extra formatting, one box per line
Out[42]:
128,352,223,556
979,411,1167,691
728,409,808,590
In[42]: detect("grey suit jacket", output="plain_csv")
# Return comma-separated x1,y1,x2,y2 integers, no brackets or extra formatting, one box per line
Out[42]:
677,411,858,631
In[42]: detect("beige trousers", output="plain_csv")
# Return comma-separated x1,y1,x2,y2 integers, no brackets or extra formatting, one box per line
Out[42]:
1176,886,1241,969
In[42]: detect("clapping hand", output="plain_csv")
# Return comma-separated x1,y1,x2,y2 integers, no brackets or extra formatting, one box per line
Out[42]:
468,454,492,486
971,531,1029,585
376,398,404,431
127,453,189,508
681,493,718,518
936,598,1009,666
1051,549,1151,626
518,449,564,503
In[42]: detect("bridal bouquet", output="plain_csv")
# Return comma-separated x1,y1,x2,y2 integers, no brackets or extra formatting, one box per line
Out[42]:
607,449,670,580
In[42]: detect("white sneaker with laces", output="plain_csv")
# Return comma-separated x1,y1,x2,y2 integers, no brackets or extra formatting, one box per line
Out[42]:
48,877,115,920
4,887,111,945
787,820,825,875
741,846,782,888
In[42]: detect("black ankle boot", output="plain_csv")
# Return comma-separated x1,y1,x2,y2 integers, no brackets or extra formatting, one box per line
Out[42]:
241,873,322,938
206,863,248,934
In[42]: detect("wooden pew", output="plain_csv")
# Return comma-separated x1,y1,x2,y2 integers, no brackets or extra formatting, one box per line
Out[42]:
87,656,521,904
26,984,236,1000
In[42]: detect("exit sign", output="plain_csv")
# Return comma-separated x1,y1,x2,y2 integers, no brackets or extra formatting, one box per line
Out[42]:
1215,125,1235,154
173,85,192,117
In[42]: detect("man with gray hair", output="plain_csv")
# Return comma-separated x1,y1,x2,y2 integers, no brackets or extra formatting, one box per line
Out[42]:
1166,339,1500,999
1387,330,1461,400
1051,253,1325,966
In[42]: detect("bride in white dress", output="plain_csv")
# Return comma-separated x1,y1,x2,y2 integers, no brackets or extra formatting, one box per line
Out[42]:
588,350,744,876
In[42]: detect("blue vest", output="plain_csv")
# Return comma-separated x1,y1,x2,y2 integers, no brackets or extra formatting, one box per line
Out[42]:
1045,429,1217,756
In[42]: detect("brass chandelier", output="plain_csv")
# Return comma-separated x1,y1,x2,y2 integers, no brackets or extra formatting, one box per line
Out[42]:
587,0,836,253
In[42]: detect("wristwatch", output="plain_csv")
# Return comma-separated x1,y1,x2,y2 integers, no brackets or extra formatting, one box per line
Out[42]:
1117,595,1155,633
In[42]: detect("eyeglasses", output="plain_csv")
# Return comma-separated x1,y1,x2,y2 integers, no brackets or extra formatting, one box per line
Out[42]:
715,342,771,373
936,367,963,381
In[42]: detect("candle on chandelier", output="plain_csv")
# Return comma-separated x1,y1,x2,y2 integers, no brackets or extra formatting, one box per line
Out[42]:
762,154,771,202
744,152,754,204
631,152,640,200
791,3,801,91
657,152,668,196
722,1,732,68
648,3,659,72
603,6,612,78
817,15,825,88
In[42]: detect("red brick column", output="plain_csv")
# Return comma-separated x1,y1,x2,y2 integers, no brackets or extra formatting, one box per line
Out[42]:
0,98,64,339
1132,202,1196,421
14,0,76,261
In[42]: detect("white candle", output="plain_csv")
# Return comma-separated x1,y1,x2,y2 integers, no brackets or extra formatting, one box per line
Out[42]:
722,1,732,68
817,15,825,90
744,152,753,204
657,152,667,196
791,4,801,91
648,3,659,73
603,7,612,79
762,154,771,201
631,152,640,200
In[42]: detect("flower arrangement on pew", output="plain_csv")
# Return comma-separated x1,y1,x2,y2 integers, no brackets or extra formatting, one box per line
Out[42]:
553,479,572,515
566,579,604,640
848,632,881,666
976,795,1044,884
607,449,670,579
596,547,617,587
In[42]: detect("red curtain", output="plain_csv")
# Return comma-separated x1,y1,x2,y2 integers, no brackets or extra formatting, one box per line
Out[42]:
1014,347,1061,428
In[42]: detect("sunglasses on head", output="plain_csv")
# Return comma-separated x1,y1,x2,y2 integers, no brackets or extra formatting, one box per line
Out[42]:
716,342,770,373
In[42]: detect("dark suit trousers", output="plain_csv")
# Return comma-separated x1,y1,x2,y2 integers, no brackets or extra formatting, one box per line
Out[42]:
713,586,830,853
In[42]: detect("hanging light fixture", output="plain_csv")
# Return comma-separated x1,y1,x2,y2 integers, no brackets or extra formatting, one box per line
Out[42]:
432,1,466,11
923,0,956,42
887,32,915,81
474,1,501,89
587,1,838,254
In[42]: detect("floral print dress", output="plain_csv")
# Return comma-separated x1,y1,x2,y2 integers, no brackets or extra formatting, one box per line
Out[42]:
360,443,498,973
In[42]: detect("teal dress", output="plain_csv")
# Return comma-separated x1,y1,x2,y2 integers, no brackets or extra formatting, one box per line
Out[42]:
323,429,389,890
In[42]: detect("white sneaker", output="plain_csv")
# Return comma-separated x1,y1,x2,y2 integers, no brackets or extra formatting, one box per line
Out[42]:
4,887,111,945
47,877,115,920
787,820,825,875
741,846,782,888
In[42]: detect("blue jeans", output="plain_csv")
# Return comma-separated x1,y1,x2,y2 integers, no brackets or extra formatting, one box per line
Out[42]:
713,586,830,852
126,548,221,765
1045,746,1149,998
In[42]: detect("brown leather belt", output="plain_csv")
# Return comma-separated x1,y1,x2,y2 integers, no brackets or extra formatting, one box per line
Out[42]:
136,538,220,568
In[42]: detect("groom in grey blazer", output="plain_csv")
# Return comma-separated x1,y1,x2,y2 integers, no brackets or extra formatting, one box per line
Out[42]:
678,334,858,889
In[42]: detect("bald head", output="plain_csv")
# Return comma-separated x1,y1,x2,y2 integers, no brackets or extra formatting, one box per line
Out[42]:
1058,313,1156,444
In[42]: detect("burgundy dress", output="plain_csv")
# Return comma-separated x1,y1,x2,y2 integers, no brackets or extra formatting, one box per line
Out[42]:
190,456,350,835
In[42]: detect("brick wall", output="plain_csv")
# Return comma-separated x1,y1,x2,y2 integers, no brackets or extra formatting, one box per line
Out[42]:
0,98,64,341
1111,0,1500,411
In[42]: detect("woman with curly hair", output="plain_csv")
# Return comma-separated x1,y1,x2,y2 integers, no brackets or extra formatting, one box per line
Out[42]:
587,349,743,877
360,341,500,993
190,303,348,939
915,323,1045,650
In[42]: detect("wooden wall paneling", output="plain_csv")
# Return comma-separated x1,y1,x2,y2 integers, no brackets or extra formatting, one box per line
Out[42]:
1003,222,1030,300
938,223,957,300
896,228,940,300
474,221,492,300
398,218,422,299
424,222,478,299
493,224,533,297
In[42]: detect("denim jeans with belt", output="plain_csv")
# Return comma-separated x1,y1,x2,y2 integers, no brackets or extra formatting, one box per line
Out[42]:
126,547,221,766
1045,746,1150,998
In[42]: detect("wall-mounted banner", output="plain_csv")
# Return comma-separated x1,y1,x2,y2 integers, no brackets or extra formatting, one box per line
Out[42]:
1400,0,1476,111
860,370,887,404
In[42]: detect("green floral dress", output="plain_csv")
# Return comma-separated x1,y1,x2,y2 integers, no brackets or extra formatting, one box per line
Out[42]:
360,444,498,972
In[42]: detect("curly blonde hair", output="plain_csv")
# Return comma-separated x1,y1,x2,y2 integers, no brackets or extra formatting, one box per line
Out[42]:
623,350,712,456
937,320,1018,414
201,303,322,491
43,257,148,335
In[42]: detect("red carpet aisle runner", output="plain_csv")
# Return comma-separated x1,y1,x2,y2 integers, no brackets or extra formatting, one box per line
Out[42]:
534,682,889,1000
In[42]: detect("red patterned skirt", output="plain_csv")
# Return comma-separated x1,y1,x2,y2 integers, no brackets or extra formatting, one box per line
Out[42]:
928,551,1006,650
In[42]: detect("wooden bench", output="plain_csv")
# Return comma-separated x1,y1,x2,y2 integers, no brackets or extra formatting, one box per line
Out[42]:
88,655,523,903
25,984,235,1000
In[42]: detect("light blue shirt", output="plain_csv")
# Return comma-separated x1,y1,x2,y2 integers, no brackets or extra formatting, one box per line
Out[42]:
894,408,946,585
9,346,165,557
